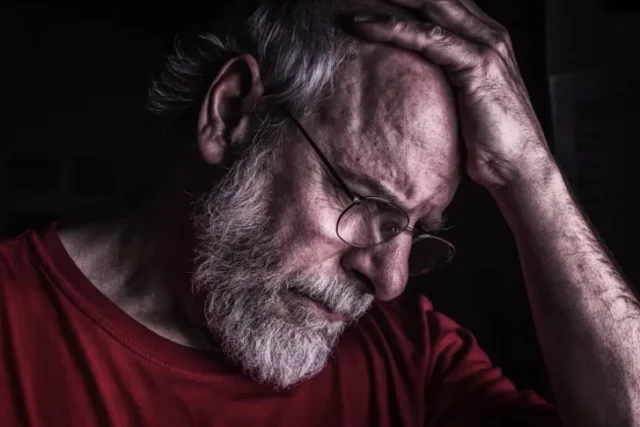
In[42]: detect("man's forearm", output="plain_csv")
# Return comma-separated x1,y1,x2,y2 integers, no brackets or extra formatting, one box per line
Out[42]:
491,156,640,427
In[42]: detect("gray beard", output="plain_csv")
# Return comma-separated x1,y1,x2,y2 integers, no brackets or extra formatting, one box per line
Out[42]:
191,142,373,389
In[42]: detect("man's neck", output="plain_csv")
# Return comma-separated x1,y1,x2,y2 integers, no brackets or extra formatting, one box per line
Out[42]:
58,192,214,350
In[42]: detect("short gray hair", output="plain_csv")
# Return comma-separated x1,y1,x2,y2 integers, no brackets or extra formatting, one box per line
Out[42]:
148,0,367,119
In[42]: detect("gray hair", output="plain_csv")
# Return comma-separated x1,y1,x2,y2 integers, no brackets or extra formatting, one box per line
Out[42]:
147,0,366,119
147,0,419,120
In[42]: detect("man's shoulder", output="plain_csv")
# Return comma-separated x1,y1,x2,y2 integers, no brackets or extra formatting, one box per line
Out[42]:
357,291,473,356
0,227,51,292
369,291,435,324
0,230,37,274
353,292,438,350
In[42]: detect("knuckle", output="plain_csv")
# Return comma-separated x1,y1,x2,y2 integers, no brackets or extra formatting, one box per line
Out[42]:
477,45,502,67
489,31,510,53
493,40,510,57
495,27,512,45
423,23,445,41
484,27,513,60
391,19,408,34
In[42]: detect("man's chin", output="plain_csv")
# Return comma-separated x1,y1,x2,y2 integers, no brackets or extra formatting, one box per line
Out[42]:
203,299,332,386
233,322,338,390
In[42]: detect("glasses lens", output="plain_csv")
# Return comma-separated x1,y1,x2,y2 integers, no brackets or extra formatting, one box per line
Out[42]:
337,198,455,275
408,235,456,276
337,198,409,247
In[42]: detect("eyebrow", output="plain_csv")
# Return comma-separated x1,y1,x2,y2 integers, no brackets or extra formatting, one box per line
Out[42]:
333,164,405,206
332,164,448,232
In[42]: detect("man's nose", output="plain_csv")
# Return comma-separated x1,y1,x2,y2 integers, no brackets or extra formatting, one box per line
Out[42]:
340,235,412,301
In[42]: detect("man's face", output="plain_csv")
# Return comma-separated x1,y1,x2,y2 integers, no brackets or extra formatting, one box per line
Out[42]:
191,45,460,389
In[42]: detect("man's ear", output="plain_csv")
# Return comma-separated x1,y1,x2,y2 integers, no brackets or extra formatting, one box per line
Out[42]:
197,54,264,165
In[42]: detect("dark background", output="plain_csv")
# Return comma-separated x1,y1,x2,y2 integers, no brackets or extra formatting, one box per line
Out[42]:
3,0,640,402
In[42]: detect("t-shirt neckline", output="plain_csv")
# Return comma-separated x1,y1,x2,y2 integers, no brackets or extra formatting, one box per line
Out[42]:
29,223,239,377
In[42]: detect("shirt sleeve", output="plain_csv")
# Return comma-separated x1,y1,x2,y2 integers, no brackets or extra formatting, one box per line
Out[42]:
422,298,563,427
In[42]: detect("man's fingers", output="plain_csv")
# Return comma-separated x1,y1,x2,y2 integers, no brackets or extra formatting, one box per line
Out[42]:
418,1,506,57
457,0,503,30
385,0,500,29
384,0,512,61
457,0,515,59
352,18,484,75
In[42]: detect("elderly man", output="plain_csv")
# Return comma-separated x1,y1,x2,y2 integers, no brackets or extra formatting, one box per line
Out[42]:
1,0,638,426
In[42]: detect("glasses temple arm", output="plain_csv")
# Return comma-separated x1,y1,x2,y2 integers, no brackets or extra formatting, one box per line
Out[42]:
280,107,358,201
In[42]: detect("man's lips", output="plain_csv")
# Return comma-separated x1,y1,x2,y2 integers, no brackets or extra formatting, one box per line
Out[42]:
290,290,344,322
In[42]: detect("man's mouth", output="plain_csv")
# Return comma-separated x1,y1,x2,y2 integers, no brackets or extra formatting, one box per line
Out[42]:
290,289,345,322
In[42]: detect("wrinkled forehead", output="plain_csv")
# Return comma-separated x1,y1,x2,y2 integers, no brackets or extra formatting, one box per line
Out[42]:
316,44,457,153
309,44,460,214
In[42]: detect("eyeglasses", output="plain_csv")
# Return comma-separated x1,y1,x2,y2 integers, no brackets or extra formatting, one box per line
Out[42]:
281,108,456,277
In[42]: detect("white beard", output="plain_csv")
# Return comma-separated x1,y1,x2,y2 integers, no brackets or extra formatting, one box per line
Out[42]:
191,142,373,389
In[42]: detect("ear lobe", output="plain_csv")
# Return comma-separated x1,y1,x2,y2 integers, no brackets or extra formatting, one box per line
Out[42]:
197,54,264,165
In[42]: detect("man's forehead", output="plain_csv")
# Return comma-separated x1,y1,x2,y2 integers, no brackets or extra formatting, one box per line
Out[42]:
306,44,459,219
316,49,456,149
315,44,455,150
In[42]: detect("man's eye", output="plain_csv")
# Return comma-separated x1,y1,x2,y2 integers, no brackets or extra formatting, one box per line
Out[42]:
381,221,403,238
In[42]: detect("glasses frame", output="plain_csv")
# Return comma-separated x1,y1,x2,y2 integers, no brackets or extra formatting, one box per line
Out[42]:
281,107,456,272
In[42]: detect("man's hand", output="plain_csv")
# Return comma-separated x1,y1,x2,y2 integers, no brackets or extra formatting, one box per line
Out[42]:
352,0,552,191
355,2,640,426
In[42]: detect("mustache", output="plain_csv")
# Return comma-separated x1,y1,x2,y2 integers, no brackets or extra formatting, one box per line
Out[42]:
284,271,374,323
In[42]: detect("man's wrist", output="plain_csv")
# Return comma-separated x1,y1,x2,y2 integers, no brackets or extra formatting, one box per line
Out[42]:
487,151,567,221
488,149,561,200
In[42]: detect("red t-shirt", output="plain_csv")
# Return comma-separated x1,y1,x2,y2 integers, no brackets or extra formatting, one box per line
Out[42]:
0,226,561,426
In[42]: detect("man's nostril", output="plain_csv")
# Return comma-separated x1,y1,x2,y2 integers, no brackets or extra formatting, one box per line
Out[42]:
353,270,375,295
